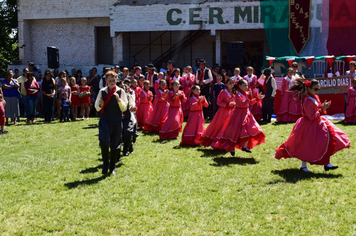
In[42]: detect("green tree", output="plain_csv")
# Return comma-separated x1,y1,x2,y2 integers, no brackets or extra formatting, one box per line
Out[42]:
0,0,18,73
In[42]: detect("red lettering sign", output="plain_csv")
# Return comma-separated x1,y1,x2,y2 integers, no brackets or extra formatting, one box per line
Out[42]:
289,0,311,55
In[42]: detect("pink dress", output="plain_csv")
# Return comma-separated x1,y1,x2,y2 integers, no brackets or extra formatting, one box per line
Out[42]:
275,95,351,165
133,86,142,109
144,89,169,133
244,74,262,120
180,73,195,117
345,87,356,123
249,88,263,121
0,101,5,126
159,90,187,140
201,89,235,147
214,91,266,152
181,95,209,146
136,89,153,128
277,76,303,122
153,79,167,107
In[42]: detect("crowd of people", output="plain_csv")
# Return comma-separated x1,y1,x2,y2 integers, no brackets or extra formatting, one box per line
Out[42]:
0,59,354,175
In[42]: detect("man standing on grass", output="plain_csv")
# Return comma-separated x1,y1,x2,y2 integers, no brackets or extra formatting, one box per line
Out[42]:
95,71,128,175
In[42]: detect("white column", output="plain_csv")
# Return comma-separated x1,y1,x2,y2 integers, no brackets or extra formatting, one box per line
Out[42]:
215,30,221,66
113,32,123,65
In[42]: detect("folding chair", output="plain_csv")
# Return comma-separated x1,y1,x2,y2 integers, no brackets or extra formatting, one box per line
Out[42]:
311,60,326,78
334,59,345,75
272,62,286,77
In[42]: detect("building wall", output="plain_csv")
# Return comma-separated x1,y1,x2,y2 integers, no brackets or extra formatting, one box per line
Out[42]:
13,18,111,75
17,0,116,20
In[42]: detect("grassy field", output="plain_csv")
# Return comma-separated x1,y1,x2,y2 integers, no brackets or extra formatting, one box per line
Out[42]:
0,117,355,235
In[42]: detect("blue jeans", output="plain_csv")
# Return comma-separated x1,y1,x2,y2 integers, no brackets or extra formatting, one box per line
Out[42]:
26,96,38,119
21,94,27,117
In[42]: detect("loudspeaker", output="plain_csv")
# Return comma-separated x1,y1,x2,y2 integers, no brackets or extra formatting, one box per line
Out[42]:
47,46,59,68
226,42,243,64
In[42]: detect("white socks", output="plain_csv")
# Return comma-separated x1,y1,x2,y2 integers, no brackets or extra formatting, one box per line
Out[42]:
326,163,335,168
301,161,310,172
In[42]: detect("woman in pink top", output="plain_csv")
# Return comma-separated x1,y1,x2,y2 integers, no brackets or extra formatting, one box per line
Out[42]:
181,85,209,146
24,72,40,125
201,77,235,147
345,78,356,123
180,66,195,118
277,68,303,122
136,80,153,128
144,80,169,133
159,80,187,140
215,79,266,156
275,79,350,172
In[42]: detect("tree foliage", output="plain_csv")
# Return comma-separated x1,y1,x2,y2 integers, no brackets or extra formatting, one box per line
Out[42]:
0,0,18,72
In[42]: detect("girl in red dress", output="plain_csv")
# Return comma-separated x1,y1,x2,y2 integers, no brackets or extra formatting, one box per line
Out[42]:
180,66,195,118
79,77,91,120
0,89,6,134
276,68,303,123
275,79,351,172
243,66,261,121
136,80,153,128
69,77,80,121
345,79,356,123
215,79,266,156
181,85,209,146
153,72,166,108
201,77,236,147
144,80,169,133
159,80,187,140
169,68,181,90
249,87,263,121
131,79,141,109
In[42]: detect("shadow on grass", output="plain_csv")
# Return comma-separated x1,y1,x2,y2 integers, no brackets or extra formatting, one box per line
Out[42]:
141,130,159,136
270,168,342,184
173,144,200,149
197,148,227,157
334,120,355,126
64,175,108,189
272,121,293,126
80,163,123,174
82,124,98,129
152,138,177,144
211,157,258,167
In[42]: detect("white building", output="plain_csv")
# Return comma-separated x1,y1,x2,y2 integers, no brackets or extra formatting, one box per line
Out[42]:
14,0,325,75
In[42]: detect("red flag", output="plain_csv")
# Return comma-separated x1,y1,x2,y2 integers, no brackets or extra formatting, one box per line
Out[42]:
305,56,314,68
325,56,334,69
346,55,355,63
286,58,295,67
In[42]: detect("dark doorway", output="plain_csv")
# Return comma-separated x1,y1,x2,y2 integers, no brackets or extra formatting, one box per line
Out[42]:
96,27,113,65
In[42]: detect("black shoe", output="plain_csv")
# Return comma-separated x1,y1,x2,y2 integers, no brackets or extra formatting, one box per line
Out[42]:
102,164,108,175
242,147,252,153
231,151,235,156
324,165,338,171
300,167,310,173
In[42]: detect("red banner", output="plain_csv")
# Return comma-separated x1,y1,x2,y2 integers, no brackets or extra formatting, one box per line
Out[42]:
289,0,311,55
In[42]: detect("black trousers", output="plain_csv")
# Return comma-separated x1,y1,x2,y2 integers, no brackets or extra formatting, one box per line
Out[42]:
122,119,134,153
43,96,53,122
200,84,212,119
262,97,274,122
99,117,122,171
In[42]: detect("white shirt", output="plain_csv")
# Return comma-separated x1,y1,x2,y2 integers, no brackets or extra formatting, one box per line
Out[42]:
95,86,128,112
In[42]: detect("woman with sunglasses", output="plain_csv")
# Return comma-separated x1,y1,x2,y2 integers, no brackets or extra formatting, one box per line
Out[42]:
275,79,350,172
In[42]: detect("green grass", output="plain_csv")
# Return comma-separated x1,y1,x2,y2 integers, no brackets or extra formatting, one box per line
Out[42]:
0,118,355,235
